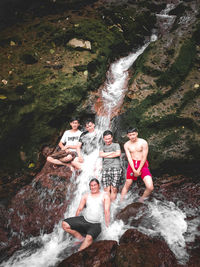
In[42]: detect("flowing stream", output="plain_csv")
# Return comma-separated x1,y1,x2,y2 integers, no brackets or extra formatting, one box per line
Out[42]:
2,8,199,263
1,35,156,267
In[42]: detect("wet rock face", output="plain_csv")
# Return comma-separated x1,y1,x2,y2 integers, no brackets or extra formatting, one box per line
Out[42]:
116,0,200,177
58,230,178,267
115,229,178,267
0,162,74,262
0,0,158,182
116,202,148,227
58,240,118,267
157,174,200,208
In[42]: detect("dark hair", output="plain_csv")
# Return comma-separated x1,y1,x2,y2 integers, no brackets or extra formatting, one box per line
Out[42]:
103,130,113,137
127,127,138,134
89,178,100,186
70,117,80,123
85,118,94,125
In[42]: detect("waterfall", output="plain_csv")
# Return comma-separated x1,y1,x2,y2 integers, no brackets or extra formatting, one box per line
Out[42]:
1,33,191,266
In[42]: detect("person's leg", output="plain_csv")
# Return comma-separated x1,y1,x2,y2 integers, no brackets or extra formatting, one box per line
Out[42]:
79,234,93,251
104,186,111,198
102,169,110,196
110,186,118,201
139,175,154,202
120,179,133,201
47,156,64,165
110,168,121,201
60,154,73,163
62,221,84,240
71,157,82,170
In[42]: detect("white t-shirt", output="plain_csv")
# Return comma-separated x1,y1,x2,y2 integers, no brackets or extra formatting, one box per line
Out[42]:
60,130,82,151
84,192,104,223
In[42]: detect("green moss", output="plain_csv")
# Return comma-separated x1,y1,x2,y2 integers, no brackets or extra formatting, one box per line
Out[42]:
161,133,180,148
192,22,200,45
177,89,200,114
102,6,156,48
156,39,196,87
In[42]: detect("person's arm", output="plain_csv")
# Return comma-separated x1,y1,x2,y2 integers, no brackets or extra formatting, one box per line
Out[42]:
65,144,79,150
59,131,69,151
124,142,137,173
137,140,148,173
75,194,87,216
103,193,110,227
58,141,66,150
99,150,121,158
76,142,84,162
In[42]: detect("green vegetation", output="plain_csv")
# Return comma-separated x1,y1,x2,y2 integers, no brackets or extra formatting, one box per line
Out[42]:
101,6,156,48
156,40,196,87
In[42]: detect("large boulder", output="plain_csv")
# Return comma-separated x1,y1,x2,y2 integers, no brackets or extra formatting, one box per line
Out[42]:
116,202,148,227
115,229,178,267
58,240,118,267
67,38,91,50
0,161,73,262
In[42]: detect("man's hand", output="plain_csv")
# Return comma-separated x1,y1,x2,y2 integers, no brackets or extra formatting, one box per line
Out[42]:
63,146,70,153
134,169,141,177
78,156,84,163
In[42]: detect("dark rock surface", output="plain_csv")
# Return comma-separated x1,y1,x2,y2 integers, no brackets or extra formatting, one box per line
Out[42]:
115,229,178,267
58,240,118,267
58,229,178,267
0,0,200,266
0,159,74,262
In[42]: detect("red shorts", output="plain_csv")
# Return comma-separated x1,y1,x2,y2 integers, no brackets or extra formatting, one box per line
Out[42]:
126,160,152,181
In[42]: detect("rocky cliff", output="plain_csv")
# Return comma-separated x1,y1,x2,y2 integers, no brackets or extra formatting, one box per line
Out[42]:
0,0,200,266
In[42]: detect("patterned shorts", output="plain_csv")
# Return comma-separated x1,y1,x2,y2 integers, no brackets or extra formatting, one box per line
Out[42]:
102,167,122,188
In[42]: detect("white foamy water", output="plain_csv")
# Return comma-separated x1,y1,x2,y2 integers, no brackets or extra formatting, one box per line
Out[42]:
1,33,196,266
141,199,189,264
156,3,177,33
101,35,157,118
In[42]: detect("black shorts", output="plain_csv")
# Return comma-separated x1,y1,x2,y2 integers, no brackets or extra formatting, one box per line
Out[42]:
64,216,101,240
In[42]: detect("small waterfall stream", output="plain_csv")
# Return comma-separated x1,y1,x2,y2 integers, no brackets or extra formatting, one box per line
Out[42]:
1,36,159,267
2,3,199,265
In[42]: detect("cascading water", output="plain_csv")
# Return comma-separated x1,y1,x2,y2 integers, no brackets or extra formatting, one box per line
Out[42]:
1,27,198,266
1,35,157,267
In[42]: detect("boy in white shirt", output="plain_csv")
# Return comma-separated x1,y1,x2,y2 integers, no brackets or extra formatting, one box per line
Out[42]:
47,118,82,170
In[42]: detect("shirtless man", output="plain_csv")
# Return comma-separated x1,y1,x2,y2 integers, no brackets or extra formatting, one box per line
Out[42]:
47,118,82,169
62,178,110,251
121,127,154,202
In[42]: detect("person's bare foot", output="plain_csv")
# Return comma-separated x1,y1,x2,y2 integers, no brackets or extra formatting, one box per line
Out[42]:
138,197,148,203
74,237,85,246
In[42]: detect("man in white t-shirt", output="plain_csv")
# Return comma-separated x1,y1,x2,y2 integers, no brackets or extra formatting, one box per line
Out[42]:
47,118,82,169
62,178,110,251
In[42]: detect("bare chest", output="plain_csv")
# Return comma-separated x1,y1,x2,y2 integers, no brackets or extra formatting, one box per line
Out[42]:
129,143,143,154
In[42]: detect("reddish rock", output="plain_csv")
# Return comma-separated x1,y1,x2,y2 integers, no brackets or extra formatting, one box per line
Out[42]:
0,161,74,261
116,202,148,227
58,240,118,267
115,229,178,267
186,235,200,267
156,175,200,208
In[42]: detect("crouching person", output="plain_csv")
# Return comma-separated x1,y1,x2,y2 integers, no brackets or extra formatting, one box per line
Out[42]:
62,178,110,251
